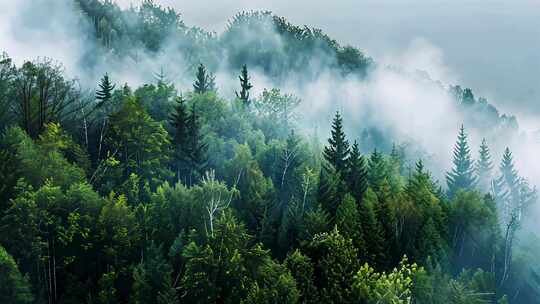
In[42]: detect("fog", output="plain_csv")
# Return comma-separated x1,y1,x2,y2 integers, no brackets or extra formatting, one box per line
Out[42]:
1,0,538,186
115,0,540,124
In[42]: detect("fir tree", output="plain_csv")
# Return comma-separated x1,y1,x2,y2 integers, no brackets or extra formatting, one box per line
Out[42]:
493,148,520,220
446,125,477,198
323,111,350,174
235,64,253,106
186,102,208,182
359,188,386,268
368,148,386,192
169,96,190,180
96,73,116,107
193,63,215,94
346,141,368,204
476,138,494,193
336,193,365,256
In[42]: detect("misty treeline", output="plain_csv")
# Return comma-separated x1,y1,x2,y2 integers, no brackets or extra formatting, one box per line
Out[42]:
0,1,539,304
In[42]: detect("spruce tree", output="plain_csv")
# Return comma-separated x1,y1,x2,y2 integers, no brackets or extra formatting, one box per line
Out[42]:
336,193,365,256
96,73,116,107
346,141,368,204
169,96,190,180
368,148,386,192
493,148,520,218
235,64,253,106
193,63,215,94
359,188,386,269
476,138,494,193
323,111,350,174
186,102,208,182
446,125,477,198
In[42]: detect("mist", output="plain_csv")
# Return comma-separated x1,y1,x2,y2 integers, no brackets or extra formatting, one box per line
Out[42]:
2,0,538,187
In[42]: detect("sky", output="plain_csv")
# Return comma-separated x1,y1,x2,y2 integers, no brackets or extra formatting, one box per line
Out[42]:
115,0,540,128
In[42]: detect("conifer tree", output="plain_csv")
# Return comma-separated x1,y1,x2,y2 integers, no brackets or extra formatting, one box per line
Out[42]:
368,148,386,192
336,193,365,256
235,64,253,106
186,102,208,182
476,138,494,193
317,166,341,218
323,111,350,174
359,188,386,268
193,63,215,94
169,96,190,180
375,180,398,269
493,148,520,219
446,125,477,198
96,73,116,107
346,141,368,204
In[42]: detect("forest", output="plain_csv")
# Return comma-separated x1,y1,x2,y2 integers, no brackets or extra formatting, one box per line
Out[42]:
0,0,539,303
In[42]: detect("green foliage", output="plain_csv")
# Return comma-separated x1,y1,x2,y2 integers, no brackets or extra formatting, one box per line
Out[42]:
446,125,477,198
353,257,419,304
0,245,33,304
323,112,350,174
236,64,253,106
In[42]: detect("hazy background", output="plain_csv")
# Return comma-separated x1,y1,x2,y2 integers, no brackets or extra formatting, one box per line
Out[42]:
115,0,540,129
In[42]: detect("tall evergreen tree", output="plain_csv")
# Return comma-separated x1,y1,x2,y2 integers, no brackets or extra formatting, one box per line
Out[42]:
346,141,368,204
235,64,253,106
476,138,494,193
96,73,116,107
368,148,386,192
493,148,519,219
186,102,208,182
323,112,350,174
169,96,190,180
193,63,215,94
359,188,386,269
446,125,477,198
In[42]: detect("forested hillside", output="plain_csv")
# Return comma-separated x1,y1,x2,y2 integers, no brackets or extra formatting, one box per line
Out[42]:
0,1,539,304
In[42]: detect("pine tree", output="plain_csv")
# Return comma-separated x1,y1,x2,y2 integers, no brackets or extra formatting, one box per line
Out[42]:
317,166,347,218
323,112,350,174
193,63,215,94
476,138,494,193
235,64,253,106
446,125,477,198
96,73,116,107
346,141,368,204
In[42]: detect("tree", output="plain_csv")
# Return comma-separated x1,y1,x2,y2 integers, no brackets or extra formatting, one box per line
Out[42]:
446,125,477,198
285,250,318,303
12,59,87,138
336,193,365,254
493,148,519,224
323,112,350,174
105,96,171,188
368,149,386,193
169,96,190,180
0,245,33,304
96,73,116,107
359,189,386,268
346,141,368,205
352,257,419,304
305,228,359,304
193,63,215,94
235,64,253,106
186,101,208,183
476,138,494,193
130,242,173,304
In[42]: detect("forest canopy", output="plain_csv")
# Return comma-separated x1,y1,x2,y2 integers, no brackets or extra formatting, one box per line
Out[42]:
0,1,539,304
